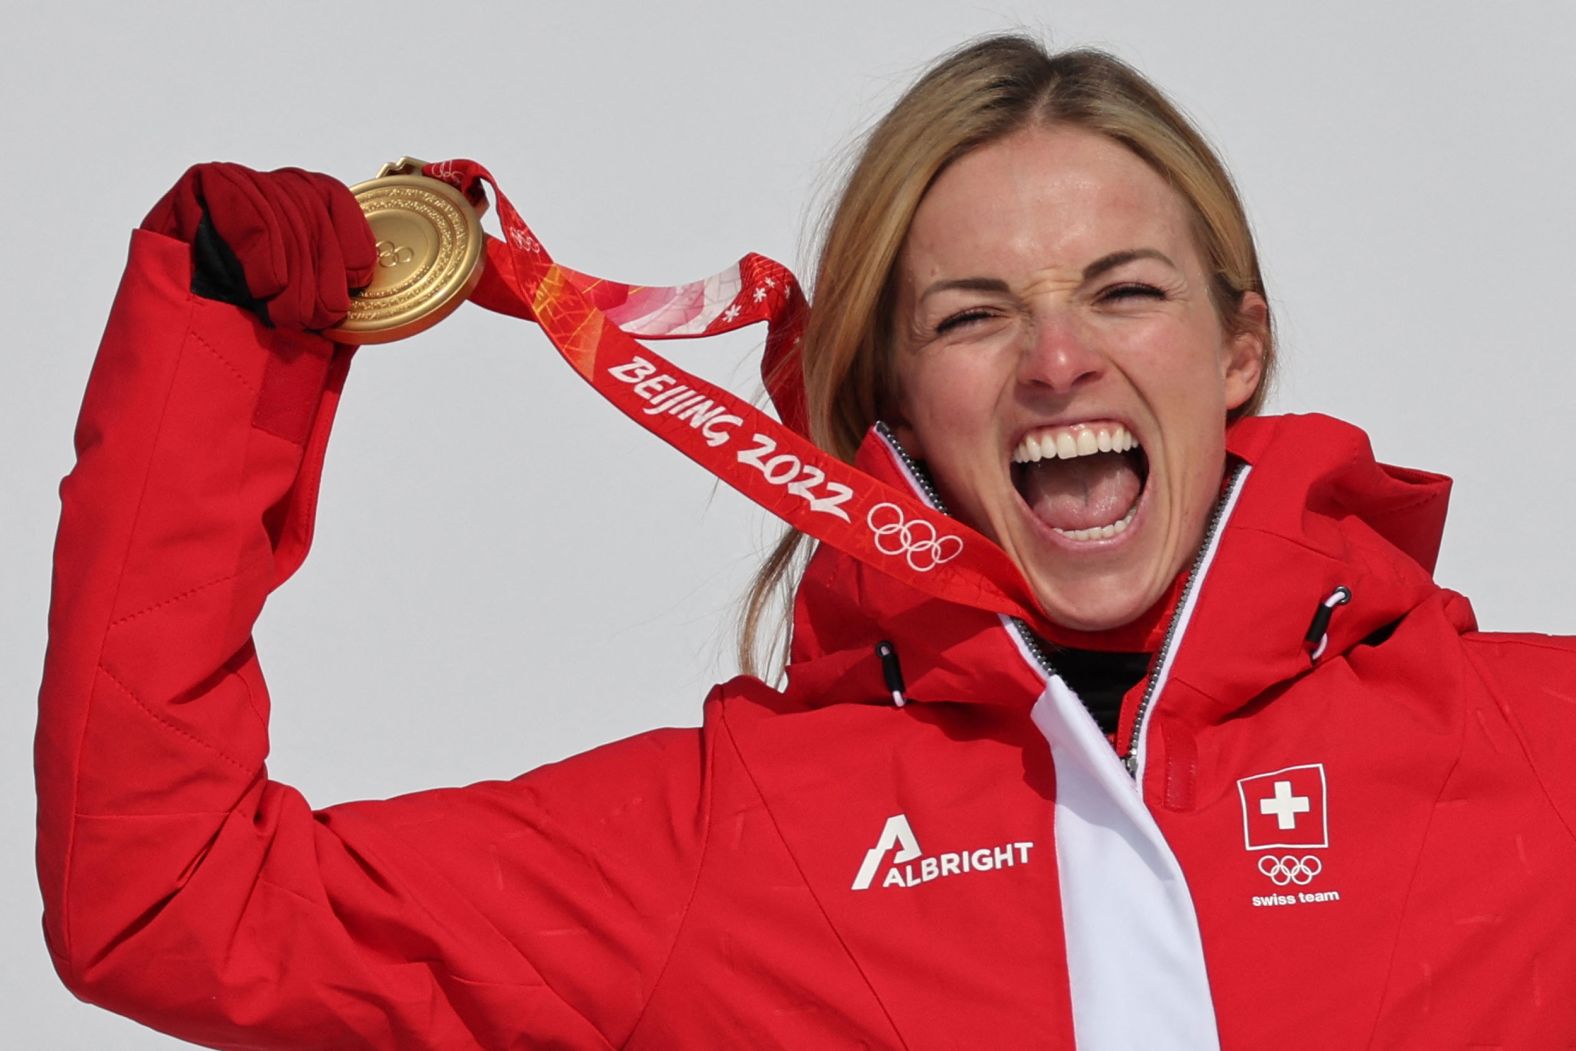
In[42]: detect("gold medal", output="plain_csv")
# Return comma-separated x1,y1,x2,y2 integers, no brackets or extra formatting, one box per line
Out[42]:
328,157,486,344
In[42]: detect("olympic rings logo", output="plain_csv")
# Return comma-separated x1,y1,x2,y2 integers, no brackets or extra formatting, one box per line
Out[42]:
1257,854,1322,886
428,160,463,186
376,240,415,268
866,502,963,573
508,226,541,253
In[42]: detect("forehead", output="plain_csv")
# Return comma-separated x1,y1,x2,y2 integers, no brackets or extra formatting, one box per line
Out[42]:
901,125,1198,278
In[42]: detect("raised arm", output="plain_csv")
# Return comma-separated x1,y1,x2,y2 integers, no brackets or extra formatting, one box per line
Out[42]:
36,166,708,1048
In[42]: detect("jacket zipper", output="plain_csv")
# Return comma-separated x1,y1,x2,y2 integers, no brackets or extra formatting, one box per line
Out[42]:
1120,463,1246,778
1007,464,1246,780
875,421,948,511
1007,617,1062,679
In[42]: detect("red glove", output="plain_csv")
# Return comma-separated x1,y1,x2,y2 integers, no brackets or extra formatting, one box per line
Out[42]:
142,163,377,331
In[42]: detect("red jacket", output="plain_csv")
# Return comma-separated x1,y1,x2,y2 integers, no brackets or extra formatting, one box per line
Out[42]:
37,229,1576,1049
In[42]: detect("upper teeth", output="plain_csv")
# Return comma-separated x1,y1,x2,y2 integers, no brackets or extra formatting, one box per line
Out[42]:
1013,424,1139,464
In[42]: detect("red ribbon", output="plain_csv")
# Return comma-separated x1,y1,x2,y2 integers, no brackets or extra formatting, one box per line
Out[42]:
428,159,1049,628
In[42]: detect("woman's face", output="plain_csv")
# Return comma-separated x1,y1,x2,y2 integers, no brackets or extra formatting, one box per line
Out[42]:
890,124,1265,632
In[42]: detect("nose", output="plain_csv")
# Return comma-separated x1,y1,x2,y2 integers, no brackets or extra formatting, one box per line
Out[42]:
1017,313,1105,393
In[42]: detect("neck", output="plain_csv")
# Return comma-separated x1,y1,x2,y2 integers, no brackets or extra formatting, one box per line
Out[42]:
1036,567,1189,653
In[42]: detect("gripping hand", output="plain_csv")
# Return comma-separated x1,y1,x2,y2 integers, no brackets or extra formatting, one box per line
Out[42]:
142,163,377,331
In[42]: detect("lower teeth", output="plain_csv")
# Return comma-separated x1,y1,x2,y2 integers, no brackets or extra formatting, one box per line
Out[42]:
1052,501,1139,542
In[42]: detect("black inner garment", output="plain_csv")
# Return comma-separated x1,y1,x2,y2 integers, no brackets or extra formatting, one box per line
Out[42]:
1051,647,1152,737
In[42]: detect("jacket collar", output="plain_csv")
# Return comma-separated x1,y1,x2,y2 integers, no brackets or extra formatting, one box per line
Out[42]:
779,413,1470,724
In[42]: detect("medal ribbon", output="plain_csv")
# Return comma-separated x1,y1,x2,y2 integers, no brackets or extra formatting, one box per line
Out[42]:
423,159,1047,627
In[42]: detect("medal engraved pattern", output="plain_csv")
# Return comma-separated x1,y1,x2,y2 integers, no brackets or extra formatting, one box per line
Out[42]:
344,189,461,320
331,171,485,344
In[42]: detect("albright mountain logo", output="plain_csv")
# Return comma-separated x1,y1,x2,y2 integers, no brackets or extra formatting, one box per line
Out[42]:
850,814,1036,891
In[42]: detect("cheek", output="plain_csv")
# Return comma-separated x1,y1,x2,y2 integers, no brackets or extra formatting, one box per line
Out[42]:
891,354,932,457
1126,327,1234,425
1161,379,1231,521
897,353,998,458
1179,428,1228,491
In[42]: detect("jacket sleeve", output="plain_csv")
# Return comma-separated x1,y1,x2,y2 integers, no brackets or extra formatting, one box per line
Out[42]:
35,229,710,1050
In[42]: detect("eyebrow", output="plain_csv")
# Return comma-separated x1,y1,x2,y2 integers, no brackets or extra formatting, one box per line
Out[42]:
1083,248,1177,281
918,247,1179,302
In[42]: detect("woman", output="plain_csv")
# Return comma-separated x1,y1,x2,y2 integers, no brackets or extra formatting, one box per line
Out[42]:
36,34,1576,1049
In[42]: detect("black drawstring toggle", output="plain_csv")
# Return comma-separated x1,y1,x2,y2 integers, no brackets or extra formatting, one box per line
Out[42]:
876,640,908,708
1303,586,1352,662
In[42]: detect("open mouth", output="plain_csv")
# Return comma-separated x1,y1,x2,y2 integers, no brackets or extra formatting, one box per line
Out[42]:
1011,422,1150,541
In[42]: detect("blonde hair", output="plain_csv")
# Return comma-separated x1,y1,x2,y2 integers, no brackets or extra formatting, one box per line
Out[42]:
739,34,1274,676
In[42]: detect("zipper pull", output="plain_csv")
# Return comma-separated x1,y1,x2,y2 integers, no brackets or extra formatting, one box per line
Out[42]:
1122,752,1138,777
876,640,908,708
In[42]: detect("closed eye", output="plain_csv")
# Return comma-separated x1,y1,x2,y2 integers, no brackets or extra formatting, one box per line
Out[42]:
1100,283,1166,302
935,309,995,335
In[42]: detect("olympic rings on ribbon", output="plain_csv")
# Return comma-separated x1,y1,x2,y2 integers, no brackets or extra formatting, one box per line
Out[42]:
866,502,964,573
1257,854,1322,886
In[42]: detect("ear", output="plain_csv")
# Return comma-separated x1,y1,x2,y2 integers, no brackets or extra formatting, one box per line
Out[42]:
1222,292,1268,412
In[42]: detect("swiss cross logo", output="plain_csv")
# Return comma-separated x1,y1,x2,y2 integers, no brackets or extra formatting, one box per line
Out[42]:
1237,764,1328,850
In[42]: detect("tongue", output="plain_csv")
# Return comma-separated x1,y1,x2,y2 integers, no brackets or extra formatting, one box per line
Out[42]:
1019,453,1142,532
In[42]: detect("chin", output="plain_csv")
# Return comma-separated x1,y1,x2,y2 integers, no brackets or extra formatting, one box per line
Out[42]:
1032,576,1164,634
1011,509,1184,634
1000,499,1179,635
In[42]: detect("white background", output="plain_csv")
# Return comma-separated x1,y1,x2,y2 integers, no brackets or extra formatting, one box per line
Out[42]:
3,1,1572,1045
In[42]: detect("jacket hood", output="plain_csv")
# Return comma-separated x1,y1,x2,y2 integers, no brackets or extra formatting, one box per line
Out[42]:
779,413,1472,724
